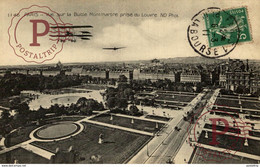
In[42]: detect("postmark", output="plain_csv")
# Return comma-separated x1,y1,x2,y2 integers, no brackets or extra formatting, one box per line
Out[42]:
187,104,250,162
205,7,252,48
187,7,240,59
8,5,71,64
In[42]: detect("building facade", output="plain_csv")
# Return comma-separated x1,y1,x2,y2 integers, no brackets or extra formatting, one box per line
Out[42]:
180,69,201,84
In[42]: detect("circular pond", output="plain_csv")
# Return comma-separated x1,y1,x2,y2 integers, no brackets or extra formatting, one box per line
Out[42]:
35,122,80,140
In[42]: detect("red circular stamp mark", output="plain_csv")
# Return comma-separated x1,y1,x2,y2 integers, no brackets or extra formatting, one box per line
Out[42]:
8,5,72,64
187,104,250,162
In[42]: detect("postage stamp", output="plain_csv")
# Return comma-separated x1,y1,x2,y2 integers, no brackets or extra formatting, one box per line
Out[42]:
204,7,252,48
187,104,250,162
8,5,71,64
187,6,252,59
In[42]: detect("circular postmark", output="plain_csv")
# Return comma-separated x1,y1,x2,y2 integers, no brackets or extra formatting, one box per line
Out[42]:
187,104,249,162
8,5,69,64
187,7,240,59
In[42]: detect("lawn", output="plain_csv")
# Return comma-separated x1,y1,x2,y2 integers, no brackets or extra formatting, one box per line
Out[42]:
156,94,195,102
191,146,258,164
145,115,171,122
154,103,182,110
45,116,86,123
5,116,85,147
242,101,260,110
154,100,187,108
91,113,165,133
218,94,258,101
249,130,260,138
73,84,107,90
157,90,198,95
198,131,260,156
5,124,38,147
245,115,260,121
216,98,260,110
155,101,184,106
204,124,240,134
214,111,239,118
0,148,49,163
212,107,260,116
215,98,240,108
32,122,152,164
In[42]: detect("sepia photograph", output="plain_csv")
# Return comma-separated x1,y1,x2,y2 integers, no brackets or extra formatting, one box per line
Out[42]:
0,0,259,165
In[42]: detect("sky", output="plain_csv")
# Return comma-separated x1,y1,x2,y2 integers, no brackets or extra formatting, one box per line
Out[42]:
0,0,259,65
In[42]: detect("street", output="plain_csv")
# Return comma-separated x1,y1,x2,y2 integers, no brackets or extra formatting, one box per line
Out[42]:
144,90,213,164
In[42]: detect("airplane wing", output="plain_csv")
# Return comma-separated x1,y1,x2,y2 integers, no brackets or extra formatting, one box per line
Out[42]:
103,48,114,50
117,47,126,49
73,34,93,37
49,34,71,37
80,31,91,34
50,25,93,29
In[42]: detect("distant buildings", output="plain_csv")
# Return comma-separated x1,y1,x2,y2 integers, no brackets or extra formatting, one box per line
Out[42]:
180,69,201,84
219,64,227,87
219,59,260,94
133,69,178,82
3,59,260,94
251,69,260,93
226,59,250,91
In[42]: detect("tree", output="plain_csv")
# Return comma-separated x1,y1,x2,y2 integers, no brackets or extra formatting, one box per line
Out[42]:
16,102,29,114
235,85,246,94
196,83,203,93
50,104,67,116
118,83,129,92
177,84,184,92
129,105,140,116
105,87,117,99
80,106,93,116
116,98,128,111
155,80,164,89
124,88,134,100
118,75,127,83
76,97,88,107
106,97,117,110
1,110,10,121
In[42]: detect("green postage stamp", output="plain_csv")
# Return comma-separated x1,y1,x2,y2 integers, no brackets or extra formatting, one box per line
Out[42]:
204,7,252,48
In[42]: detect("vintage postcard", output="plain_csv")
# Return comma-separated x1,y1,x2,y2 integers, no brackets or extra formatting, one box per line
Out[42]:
0,0,259,165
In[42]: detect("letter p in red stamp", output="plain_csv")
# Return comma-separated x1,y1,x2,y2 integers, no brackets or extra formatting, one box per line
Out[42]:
8,5,71,64
187,104,250,162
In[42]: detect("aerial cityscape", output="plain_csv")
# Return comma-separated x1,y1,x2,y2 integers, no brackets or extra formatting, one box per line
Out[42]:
1,0,260,165
0,57,259,164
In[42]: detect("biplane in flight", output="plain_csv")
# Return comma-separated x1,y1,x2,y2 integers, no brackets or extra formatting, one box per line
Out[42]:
49,25,93,42
102,47,126,51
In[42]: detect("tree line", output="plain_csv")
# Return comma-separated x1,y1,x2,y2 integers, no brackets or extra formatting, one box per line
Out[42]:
0,97,104,137
0,73,82,98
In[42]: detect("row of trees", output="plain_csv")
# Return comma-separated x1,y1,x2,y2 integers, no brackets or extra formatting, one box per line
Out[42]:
0,72,206,101
220,86,259,96
0,74,82,98
81,75,117,86
0,97,104,136
131,79,203,92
